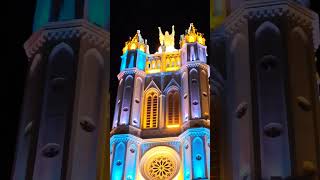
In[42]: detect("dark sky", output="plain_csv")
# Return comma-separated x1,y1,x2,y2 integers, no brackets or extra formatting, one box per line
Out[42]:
3,0,319,179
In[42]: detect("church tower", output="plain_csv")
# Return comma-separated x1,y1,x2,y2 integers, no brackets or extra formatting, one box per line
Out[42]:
12,1,110,180
210,0,320,179
110,24,211,180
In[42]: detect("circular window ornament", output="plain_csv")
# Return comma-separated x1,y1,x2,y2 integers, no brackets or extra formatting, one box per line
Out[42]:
140,146,180,180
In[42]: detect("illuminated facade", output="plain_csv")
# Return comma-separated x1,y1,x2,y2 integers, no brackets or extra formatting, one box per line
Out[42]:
111,24,210,180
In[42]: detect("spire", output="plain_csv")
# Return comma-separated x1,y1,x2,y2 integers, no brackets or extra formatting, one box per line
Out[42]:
122,30,149,54
180,23,206,48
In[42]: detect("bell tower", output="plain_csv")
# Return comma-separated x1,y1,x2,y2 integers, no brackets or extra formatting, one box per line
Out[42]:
12,1,110,180
110,24,210,180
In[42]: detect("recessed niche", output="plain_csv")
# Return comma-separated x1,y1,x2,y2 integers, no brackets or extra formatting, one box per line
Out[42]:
184,144,189,149
184,93,188,99
116,160,122,166
235,102,248,118
196,154,202,160
202,92,208,97
297,96,312,111
135,98,140,103
192,100,199,105
80,117,96,132
263,123,283,138
132,119,138,124
41,143,60,158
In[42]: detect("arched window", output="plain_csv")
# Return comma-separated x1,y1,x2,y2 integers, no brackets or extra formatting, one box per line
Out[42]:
143,89,159,129
166,90,180,128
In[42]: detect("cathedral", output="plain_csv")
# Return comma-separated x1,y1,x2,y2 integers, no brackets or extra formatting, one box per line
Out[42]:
110,24,210,180
10,0,320,180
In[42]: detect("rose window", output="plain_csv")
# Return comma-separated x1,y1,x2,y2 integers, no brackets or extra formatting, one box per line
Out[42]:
140,146,180,180
148,155,175,179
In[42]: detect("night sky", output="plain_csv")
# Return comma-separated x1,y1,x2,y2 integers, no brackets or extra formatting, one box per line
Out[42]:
3,0,319,179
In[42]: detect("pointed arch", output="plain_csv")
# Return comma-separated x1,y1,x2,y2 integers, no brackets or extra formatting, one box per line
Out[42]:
255,21,280,38
111,142,126,180
143,88,159,129
192,137,206,179
119,75,134,125
166,87,180,128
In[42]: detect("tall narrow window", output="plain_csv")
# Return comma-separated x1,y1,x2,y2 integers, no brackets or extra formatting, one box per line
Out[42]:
143,89,159,129
166,90,180,128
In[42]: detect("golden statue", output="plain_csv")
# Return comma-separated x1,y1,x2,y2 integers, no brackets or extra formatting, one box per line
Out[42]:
158,25,175,48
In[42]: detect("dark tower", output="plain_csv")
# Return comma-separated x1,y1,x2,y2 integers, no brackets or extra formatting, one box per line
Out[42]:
12,1,110,180
211,0,320,179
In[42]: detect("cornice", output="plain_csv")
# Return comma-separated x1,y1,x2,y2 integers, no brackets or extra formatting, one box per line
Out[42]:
180,62,210,74
223,0,319,50
117,68,146,80
110,134,143,146
178,127,210,141
24,19,110,59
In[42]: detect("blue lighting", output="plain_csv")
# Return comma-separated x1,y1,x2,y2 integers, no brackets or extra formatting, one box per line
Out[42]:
183,143,191,180
129,54,134,68
111,142,125,180
192,137,206,178
136,50,146,70
126,144,137,180
88,0,110,30
59,0,75,20
120,52,127,71
120,50,146,71
33,0,51,31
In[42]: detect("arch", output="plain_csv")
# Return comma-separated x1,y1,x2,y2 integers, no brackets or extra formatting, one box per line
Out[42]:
49,43,74,63
254,20,291,177
120,75,134,125
291,26,308,44
192,137,206,179
113,78,124,128
131,77,143,127
288,25,317,172
125,144,137,180
140,146,181,180
71,48,104,177
111,142,126,180
255,21,280,39
200,70,209,117
143,88,159,129
33,42,75,180
166,88,180,128
189,68,201,118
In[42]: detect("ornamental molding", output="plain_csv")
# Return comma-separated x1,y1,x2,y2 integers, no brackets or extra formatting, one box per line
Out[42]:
178,128,210,141
117,68,146,80
140,141,181,154
223,0,319,50
181,62,210,73
24,19,110,59
110,134,143,146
